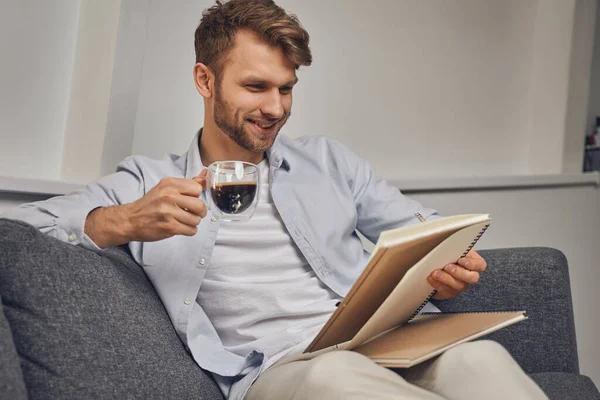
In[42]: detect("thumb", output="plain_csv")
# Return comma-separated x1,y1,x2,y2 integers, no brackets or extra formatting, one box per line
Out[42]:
192,167,208,182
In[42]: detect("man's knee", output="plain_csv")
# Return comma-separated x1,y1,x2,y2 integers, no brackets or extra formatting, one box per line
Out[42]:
441,340,515,370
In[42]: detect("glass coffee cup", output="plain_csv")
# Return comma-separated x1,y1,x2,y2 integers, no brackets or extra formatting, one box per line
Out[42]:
205,161,260,222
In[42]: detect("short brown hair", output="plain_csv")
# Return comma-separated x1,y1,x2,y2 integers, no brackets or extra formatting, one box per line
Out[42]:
194,0,312,77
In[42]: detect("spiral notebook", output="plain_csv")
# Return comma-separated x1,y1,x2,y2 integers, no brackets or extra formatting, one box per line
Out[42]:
276,214,526,368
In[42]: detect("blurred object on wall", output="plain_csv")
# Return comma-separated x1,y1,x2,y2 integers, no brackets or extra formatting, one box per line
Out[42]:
584,116,600,172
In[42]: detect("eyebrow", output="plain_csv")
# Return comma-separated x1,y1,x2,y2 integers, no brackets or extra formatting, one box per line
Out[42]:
242,76,299,87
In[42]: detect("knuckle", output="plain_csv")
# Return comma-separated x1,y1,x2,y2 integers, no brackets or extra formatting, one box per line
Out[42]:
157,178,170,189
156,202,171,215
161,177,175,185
164,221,179,235
161,191,176,201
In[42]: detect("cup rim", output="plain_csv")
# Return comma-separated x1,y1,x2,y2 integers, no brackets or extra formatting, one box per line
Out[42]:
208,160,259,172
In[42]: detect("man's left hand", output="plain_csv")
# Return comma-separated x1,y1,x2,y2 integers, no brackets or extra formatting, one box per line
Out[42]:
427,250,487,300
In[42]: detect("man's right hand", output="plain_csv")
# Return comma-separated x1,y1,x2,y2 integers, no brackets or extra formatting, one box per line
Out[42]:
85,171,208,249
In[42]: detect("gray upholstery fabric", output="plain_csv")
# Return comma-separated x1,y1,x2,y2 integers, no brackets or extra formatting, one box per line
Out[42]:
0,218,224,400
530,372,600,400
0,298,28,400
433,247,580,375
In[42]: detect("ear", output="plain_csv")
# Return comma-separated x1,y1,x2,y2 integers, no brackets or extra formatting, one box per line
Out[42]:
193,63,214,98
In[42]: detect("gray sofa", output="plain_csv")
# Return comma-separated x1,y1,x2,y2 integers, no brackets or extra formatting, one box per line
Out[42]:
0,218,598,400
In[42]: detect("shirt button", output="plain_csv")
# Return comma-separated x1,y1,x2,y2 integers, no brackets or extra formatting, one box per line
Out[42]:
211,217,217,222
68,234,76,242
199,259,206,265
184,298,191,305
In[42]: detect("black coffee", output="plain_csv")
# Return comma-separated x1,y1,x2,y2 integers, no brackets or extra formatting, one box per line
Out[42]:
211,182,257,214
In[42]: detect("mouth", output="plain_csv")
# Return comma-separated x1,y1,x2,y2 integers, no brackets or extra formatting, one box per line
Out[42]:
247,118,280,136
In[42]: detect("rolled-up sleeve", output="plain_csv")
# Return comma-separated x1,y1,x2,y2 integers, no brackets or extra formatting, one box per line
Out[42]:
3,158,144,251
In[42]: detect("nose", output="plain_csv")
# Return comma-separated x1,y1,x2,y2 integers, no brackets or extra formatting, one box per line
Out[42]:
260,89,285,119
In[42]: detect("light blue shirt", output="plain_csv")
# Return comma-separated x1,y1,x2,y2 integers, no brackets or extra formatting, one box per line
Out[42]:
6,131,439,399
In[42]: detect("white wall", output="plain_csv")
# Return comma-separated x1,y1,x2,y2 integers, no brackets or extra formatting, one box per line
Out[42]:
132,0,539,178
126,0,594,181
287,0,533,178
0,0,595,182
0,0,80,180
60,0,122,182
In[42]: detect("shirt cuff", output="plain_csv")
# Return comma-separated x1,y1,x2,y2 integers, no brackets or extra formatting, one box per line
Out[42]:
56,205,104,252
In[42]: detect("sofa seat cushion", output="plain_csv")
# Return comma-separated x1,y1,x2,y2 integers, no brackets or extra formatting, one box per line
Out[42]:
0,219,224,400
530,372,600,400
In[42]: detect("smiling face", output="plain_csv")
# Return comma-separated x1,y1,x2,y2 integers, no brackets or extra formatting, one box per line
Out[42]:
210,29,298,154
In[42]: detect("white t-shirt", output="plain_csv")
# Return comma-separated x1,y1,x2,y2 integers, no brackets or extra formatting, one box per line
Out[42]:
197,160,341,368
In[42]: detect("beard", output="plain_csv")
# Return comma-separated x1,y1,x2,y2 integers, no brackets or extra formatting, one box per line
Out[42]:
213,83,289,154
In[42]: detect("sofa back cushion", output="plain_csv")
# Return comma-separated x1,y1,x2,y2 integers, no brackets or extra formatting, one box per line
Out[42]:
0,219,224,400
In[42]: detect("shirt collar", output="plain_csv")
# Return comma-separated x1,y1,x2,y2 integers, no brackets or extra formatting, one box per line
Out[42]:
181,129,291,179
266,132,291,171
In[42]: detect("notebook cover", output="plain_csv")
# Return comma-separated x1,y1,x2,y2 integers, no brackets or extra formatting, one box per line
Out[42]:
354,311,526,367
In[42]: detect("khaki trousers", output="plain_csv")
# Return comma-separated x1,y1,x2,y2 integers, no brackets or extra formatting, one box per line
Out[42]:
245,340,548,400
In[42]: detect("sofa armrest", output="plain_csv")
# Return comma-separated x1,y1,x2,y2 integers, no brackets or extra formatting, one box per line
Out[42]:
0,218,225,400
432,247,579,375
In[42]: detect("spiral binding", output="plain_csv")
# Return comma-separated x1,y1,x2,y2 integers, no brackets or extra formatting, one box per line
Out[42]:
460,223,490,258
407,290,437,321
419,310,526,316
406,223,491,323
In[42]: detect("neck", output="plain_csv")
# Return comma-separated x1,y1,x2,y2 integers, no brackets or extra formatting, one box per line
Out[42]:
199,120,265,166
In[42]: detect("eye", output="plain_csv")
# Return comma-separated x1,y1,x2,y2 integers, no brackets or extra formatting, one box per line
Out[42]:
246,84,265,92
279,86,293,94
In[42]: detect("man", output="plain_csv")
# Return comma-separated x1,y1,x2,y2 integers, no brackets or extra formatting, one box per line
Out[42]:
7,1,547,399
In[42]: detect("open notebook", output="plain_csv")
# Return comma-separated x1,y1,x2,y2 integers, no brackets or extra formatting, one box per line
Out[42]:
276,214,526,368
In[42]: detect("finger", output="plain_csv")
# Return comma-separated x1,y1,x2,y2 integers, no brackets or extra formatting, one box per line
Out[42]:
443,264,480,284
167,221,198,237
457,255,487,272
175,195,208,218
171,207,203,227
427,276,459,300
168,178,204,196
431,269,469,292
191,168,208,184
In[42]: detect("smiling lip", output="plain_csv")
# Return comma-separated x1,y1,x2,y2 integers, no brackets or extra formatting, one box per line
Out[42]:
247,119,279,136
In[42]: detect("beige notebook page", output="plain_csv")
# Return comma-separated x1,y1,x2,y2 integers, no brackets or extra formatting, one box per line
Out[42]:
304,231,452,353
374,214,491,253
346,221,490,350
354,311,526,367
